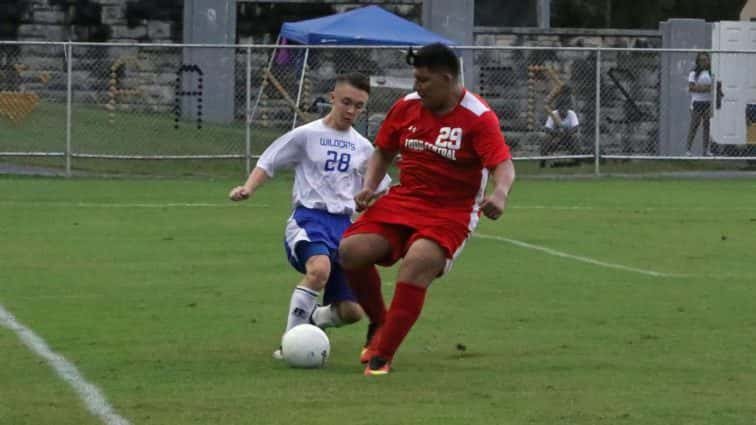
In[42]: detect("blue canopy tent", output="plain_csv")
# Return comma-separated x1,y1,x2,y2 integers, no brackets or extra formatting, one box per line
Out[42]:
279,5,456,46
250,5,458,139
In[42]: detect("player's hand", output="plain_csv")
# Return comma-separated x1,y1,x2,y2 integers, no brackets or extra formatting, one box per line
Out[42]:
229,186,251,201
480,190,508,220
354,188,377,212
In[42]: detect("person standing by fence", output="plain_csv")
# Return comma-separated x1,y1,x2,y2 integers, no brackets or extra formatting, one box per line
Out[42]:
686,52,713,156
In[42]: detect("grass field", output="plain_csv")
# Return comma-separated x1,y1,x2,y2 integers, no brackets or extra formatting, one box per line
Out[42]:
1,102,281,177
1,175,756,425
3,102,756,178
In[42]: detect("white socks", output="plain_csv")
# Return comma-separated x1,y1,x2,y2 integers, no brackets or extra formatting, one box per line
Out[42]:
284,285,319,333
310,304,344,329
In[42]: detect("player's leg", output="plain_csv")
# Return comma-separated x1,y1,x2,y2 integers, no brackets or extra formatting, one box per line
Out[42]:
364,238,445,375
273,241,331,360
310,262,364,329
364,220,470,376
540,134,557,168
348,265,386,362
702,103,712,155
686,106,702,153
341,223,412,362
334,301,365,323
563,133,580,166
282,206,353,331
339,232,392,328
285,243,331,331
339,233,393,270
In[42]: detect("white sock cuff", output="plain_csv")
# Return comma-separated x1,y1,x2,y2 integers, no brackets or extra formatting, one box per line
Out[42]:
295,285,319,298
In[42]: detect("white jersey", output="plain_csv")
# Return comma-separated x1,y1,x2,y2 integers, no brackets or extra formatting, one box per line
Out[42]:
688,70,713,106
256,119,390,215
545,110,579,129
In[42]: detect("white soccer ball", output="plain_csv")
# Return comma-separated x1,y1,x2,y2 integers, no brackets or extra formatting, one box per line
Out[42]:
281,324,330,369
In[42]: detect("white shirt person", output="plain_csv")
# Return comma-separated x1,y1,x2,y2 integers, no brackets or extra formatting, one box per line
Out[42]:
686,53,714,155
228,74,390,359
256,118,387,216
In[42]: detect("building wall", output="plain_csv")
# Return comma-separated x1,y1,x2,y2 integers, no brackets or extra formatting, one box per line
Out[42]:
11,0,178,43
741,0,756,21
4,1,423,43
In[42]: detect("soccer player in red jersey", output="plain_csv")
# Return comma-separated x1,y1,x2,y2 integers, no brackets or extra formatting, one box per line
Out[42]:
338,43,516,376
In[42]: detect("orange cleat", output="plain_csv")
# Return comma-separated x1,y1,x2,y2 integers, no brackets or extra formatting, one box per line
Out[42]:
363,356,391,376
360,347,374,364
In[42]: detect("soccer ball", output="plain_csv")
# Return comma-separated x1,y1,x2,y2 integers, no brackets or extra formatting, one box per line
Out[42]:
281,324,330,369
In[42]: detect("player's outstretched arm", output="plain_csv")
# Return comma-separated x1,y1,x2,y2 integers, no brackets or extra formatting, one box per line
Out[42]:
229,167,270,201
355,148,395,211
480,159,515,220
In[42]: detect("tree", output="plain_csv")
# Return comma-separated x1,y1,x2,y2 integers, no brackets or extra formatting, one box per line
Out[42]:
551,0,748,29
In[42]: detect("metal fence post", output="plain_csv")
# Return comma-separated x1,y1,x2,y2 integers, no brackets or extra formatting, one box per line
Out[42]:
65,42,73,178
245,45,252,176
594,48,601,176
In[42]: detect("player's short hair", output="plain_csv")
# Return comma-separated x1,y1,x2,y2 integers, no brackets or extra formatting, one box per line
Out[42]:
334,72,370,95
406,43,460,79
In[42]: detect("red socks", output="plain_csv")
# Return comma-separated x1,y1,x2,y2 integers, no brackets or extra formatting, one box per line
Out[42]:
373,282,427,361
346,270,429,361
345,266,386,326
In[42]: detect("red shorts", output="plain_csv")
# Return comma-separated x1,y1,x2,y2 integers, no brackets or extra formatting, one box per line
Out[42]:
343,205,473,274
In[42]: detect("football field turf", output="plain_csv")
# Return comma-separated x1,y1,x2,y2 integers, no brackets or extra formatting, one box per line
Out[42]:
1,176,755,425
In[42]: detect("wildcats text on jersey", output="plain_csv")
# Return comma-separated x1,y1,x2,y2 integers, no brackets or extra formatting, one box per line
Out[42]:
319,137,356,151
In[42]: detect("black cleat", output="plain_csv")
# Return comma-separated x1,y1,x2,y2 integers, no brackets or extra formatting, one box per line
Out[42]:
364,356,391,376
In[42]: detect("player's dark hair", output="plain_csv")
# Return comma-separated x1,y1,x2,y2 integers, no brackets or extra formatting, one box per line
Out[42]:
335,72,370,94
406,43,460,79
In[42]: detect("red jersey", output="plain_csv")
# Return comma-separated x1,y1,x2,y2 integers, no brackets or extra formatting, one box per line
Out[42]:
372,90,510,227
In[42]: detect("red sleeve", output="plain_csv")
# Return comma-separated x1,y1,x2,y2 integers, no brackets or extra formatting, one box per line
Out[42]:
374,99,404,152
472,111,511,168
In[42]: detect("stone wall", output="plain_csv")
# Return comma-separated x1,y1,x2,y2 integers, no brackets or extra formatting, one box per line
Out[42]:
14,0,178,43
3,1,667,155
3,0,181,113
4,1,422,119
473,27,662,155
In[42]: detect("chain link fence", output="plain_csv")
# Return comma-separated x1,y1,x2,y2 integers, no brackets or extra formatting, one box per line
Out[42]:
2,41,755,177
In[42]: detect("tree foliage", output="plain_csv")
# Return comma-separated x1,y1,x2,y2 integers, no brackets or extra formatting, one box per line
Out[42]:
552,0,749,29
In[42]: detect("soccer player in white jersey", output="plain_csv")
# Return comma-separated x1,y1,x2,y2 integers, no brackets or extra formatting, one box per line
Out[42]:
229,73,390,359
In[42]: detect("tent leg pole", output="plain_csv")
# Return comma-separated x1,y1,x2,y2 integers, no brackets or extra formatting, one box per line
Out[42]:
292,47,309,129
245,45,252,176
250,35,281,130
459,55,465,87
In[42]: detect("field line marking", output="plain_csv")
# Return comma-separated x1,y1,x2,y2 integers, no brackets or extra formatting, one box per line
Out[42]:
0,303,132,425
0,201,267,208
474,233,686,278
511,205,756,211
5,201,752,212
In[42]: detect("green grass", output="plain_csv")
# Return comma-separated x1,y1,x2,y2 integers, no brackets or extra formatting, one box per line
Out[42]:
1,176,756,425
1,102,282,177
3,102,756,178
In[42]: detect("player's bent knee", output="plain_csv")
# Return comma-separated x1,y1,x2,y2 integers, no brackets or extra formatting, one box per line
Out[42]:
399,249,446,284
303,256,331,289
305,271,329,289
